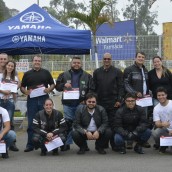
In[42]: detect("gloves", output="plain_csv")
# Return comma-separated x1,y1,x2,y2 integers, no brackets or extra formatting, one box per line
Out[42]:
127,131,138,140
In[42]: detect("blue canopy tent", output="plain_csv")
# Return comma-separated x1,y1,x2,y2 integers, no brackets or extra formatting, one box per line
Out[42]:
0,4,91,55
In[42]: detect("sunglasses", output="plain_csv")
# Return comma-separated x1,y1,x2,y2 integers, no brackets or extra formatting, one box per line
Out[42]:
87,101,96,104
103,58,111,61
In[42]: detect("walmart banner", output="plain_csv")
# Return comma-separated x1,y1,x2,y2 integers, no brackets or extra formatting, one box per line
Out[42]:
96,20,136,60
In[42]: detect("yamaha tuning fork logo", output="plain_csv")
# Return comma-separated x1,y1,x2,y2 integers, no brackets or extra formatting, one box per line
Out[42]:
20,11,44,23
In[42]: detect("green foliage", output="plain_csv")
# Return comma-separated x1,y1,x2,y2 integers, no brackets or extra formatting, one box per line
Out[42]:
46,0,85,27
122,0,158,35
102,0,120,22
0,0,11,22
68,0,112,54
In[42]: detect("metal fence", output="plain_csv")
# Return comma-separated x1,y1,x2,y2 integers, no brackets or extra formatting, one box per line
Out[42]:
19,34,172,72
22,60,172,74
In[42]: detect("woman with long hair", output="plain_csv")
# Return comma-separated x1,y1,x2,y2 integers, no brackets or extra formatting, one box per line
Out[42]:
0,60,20,151
148,56,172,106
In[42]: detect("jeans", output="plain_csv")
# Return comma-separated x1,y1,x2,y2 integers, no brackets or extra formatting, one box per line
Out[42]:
153,98,159,107
63,104,83,145
2,130,16,148
0,99,15,123
26,94,49,149
114,129,151,146
152,127,169,146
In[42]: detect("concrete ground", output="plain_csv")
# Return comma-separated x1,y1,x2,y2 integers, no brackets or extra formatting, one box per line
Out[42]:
1,95,172,172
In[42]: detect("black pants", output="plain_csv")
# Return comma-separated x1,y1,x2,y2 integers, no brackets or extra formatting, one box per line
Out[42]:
32,133,66,151
72,128,112,149
104,106,118,149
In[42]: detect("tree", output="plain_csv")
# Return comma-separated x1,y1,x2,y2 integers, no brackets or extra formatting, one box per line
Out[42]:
68,0,112,68
0,0,11,22
122,0,158,35
102,0,120,22
149,0,172,8
48,0,85,27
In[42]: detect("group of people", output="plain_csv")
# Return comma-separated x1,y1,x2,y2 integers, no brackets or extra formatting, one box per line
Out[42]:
0,51,172,159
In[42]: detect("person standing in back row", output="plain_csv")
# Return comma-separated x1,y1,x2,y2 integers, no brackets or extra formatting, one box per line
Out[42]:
93,52,124,150
56,56,94,151
21,55,55,152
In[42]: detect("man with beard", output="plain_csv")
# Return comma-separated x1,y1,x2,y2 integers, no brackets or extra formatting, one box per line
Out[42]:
72,93,111,154
56,57,94,151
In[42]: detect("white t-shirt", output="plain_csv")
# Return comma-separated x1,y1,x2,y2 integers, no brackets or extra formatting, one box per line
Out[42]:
0,73,18,99
0,107,10,133
87,109,97,132
153,100,172,130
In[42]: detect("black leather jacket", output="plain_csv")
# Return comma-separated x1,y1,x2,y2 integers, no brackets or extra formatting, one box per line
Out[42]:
113,104,150,137
93,66,124,107
32,109,67,138
56,69,94,105
73,105,109,134
124,62,149,96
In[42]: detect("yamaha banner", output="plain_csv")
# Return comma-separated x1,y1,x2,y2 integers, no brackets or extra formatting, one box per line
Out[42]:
96,20,136,60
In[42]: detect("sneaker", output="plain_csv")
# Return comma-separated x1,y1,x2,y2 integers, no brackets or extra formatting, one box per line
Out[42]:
52,148,58,155
77,148,85,155
120,147,126,154
134,144,144,154
159,146,167,154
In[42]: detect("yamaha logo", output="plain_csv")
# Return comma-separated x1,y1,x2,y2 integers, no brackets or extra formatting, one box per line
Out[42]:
12,36,20,43
20,11,44,23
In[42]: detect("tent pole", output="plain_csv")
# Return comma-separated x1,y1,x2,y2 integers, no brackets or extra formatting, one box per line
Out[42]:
37,0,39,5
83,55,86,71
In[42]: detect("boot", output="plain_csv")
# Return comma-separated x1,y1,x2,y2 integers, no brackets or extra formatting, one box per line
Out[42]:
40,149,47,156
2,150,9,159
134,143,144,154
60,145,70,151
9,141,19,151
52,148,58,155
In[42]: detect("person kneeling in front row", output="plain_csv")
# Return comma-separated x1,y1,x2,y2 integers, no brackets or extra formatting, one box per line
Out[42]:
0,106,16,159
72,93,112,155
113,93,151,154
32,98,67,156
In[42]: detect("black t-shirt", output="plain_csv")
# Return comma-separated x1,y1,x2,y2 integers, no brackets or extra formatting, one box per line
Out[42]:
21,68,54,90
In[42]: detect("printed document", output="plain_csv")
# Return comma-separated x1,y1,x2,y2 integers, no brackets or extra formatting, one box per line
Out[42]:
136,96,153,107
45,137,64,152
30,86,46,98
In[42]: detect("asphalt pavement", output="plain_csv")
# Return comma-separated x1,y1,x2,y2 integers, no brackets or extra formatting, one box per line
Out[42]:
1,95,172,172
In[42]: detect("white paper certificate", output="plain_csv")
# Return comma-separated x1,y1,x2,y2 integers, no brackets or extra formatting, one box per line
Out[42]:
160,136,172,146
63,90,79,100
45,137,64,152
136,96,153,107
0,81,18,93
0,141,6,153
30,87,46,98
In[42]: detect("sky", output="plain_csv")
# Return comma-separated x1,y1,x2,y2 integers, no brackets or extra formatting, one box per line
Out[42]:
3,0,172,35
